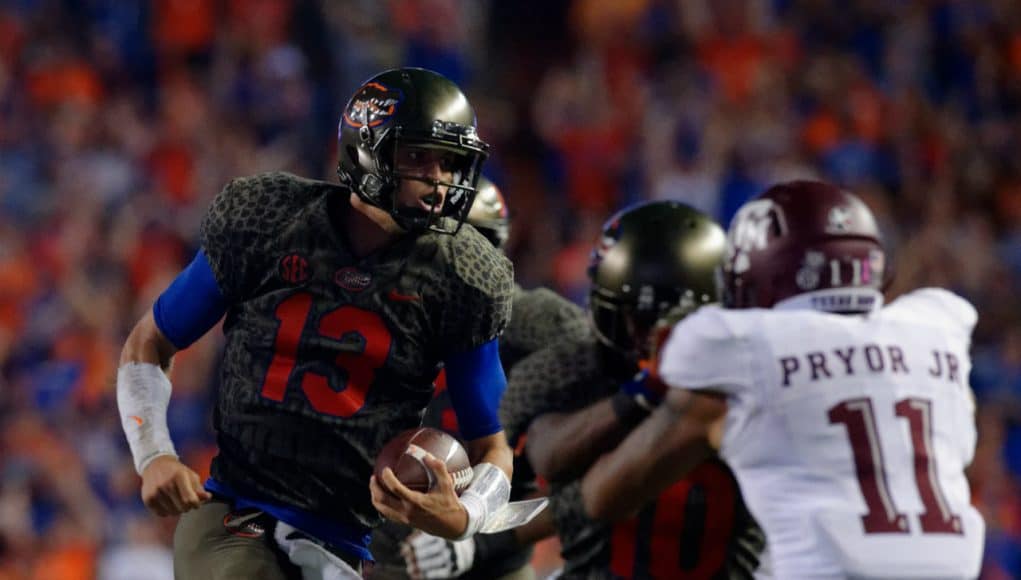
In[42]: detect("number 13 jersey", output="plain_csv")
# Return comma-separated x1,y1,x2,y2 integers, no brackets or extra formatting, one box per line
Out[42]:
200,172,513,532
659,289,984,579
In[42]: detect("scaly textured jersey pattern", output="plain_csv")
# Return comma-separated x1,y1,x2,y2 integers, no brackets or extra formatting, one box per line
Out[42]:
200,172,512,530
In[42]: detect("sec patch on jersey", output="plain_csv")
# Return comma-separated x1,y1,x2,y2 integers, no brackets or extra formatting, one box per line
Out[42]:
374,427,473,494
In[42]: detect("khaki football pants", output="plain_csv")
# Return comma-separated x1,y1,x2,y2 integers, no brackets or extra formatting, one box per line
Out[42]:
174,497,360,580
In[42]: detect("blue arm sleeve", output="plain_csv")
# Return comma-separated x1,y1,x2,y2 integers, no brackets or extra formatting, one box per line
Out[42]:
153,249,228,350
444,338,506,440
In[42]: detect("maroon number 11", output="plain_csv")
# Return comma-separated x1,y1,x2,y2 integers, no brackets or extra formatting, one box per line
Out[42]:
829,397,962,535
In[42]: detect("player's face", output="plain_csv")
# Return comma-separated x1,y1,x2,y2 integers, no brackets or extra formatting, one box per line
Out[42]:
394,145,458,214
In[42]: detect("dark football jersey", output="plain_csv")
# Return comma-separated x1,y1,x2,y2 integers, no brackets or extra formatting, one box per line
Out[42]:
503,333,765,579
500,285,589,369
369,284,588,579
421,284,589,444
200,172,513,532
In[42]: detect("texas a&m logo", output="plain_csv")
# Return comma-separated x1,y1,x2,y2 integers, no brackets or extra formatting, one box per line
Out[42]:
727,199,780,274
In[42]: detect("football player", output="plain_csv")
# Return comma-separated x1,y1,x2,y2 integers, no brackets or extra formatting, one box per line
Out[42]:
371,177,590,580
502,201,766,578
582,181,985,578
117,68,516,579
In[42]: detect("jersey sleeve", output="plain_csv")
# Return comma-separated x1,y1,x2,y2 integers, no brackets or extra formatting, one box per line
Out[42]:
499,336,603,445
199,172,311,303
658,305,756,397
893,288,978,338
438,227,514,354
152,250,227,349
444,339,506,440
199,177,270,303
502,286,588,355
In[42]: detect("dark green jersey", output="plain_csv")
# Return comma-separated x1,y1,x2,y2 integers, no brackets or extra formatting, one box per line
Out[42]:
502,334,765,579
200,172,513,531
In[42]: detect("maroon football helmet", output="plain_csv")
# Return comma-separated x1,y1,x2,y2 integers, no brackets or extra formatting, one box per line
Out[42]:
720,180,886,313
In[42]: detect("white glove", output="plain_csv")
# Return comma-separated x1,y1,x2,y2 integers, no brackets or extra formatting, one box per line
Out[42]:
401,530,476,579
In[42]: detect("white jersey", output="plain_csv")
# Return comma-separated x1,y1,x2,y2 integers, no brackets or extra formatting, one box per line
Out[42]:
659,289,984,579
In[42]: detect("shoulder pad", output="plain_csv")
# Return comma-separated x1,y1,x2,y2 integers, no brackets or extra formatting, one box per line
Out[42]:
888,288,978,335
200,172,341,302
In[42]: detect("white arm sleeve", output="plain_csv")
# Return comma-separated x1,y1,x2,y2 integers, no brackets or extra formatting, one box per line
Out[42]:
117,362,178,474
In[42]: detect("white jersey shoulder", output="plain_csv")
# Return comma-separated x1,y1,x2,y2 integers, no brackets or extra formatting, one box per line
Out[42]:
658,296,984,579
884,288,978,337
658,304,753,393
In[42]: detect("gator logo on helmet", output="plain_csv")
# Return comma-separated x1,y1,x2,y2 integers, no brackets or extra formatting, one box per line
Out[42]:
342,82,404,129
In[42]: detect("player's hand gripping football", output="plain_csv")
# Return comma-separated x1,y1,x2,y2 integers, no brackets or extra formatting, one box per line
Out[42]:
140,455,212,516
370,453,469,539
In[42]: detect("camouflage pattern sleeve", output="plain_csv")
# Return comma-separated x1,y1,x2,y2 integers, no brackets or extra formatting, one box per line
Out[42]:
499,335,603,445
199,172,320,303
438,225,514,354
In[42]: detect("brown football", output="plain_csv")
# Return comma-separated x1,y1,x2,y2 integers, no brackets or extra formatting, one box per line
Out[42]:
374,427,473,494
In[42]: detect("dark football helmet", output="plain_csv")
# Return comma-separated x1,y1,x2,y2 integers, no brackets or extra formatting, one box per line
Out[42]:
466,176,509,250
337,67,490,233
720,180,885,313
588,201,726,360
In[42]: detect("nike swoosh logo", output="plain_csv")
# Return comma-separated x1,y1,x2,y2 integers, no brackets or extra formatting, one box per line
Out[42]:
223,509,267,537
129,416,143,426
224,510,264,528
388,289,420,302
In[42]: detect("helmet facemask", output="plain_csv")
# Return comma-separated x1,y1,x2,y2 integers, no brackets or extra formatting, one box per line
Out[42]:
590,284,698,362
341,123,487,234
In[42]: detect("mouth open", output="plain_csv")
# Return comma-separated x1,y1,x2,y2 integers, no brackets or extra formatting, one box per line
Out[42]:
418,193,442,212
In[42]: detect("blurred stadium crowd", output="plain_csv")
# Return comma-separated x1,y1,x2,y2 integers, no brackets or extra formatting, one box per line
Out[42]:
1,0,1021,578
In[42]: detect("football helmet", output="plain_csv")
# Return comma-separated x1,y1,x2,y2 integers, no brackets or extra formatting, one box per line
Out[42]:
588,201,726,359
337,67,489,233
466,176,510,250
720,180,885,313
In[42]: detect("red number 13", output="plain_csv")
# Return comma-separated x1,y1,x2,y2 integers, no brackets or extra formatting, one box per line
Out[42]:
260,293,392,417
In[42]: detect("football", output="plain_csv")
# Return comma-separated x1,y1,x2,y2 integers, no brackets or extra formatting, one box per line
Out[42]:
374,427,473,494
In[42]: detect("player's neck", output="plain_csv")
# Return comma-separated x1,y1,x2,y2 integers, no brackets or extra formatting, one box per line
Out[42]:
342,193,404,258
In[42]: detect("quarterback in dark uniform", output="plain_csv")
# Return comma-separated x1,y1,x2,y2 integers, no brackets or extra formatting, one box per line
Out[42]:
370,177,590,580
501,201,766,579
116,68,516,579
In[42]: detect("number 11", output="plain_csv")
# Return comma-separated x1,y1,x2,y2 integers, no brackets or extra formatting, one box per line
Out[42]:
829,397,962,535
